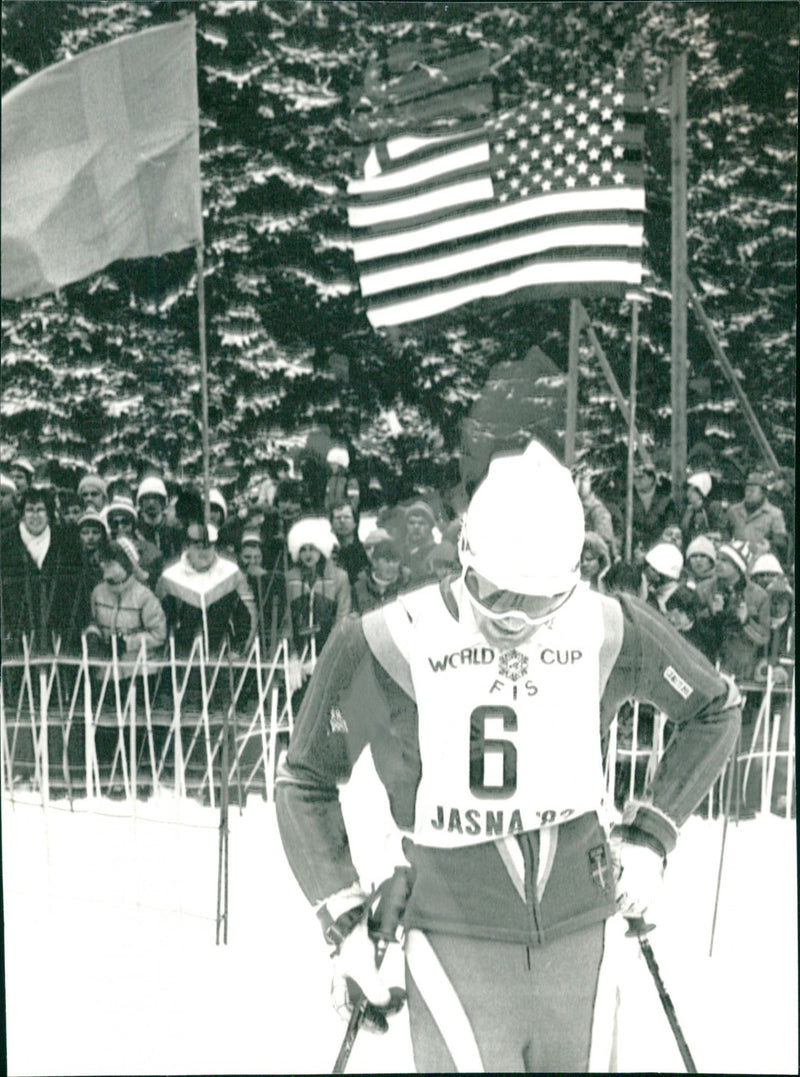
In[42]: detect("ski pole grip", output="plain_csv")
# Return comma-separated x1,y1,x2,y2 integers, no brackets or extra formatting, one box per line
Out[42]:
625,914,656,937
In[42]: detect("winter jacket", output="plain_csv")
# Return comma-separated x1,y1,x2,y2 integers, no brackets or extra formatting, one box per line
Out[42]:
694,576,771,680
631,482,678,552
157,552,256,655
726,499,788,561
284,559,351,655
402,537,440,586
87,576,167,670
276,581,740,946
581,492,618,560
352,568,405,613
331,538,371,587
0,522,83,655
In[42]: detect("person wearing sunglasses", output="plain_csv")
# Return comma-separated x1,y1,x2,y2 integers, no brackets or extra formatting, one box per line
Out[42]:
276,439,742,1073
157,520,256,656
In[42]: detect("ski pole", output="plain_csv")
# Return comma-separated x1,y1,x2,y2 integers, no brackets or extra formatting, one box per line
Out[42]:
332,939,389,1075
626,916,697,1073
332,866,416,1074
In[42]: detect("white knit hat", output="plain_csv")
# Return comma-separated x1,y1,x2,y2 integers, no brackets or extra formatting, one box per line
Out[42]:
209,487,227,520
685,535,717,563
645,542,684,581
0,474,16,493
287,517,337,562
749,552,783,578
78,473,107,496
78,507,109,533
686,471,712,498
137,475,168,502
326,447,350,470
460,440,585,595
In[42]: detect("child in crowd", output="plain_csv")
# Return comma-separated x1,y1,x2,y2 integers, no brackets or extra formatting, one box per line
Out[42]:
684,535,717,588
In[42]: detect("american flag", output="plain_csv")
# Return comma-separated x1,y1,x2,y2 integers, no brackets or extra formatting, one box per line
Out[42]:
348,68,645,329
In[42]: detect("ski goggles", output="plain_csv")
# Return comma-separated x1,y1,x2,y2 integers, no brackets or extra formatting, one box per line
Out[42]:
463,567,575,628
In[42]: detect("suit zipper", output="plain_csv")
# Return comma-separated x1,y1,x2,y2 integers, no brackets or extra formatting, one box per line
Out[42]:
518,831,544,947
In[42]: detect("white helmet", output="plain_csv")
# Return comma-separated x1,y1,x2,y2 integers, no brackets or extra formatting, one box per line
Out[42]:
459,440,585,596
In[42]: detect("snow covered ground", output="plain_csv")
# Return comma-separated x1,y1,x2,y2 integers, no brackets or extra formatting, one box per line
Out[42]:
3,751,797,1075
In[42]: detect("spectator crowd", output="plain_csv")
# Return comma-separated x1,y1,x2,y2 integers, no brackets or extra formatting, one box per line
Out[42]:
0,445,794,697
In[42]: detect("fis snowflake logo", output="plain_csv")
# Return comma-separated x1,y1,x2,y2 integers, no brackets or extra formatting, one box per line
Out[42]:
498,649,528,682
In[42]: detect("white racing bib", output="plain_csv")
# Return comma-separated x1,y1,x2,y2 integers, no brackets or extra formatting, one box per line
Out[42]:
400,584,608,848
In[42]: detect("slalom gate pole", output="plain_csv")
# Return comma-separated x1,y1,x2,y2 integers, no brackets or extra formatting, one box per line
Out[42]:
708,743,737,956
626,917,697,1073
215,642,232,945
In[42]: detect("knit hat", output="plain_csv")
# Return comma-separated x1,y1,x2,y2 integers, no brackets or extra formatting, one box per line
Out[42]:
404,499,436,526
209,488,227,521
11,455,35,476
645,542,684,581
685,535,717,564
749,552,783,579
745,471,769,488
371,538,402,562
363,527,393,553
717,541,748,577
0,474,16,493
78,507,109,533
326,447,350,470
137,475,168,502
686,471,712,499
78,473,107,497
104,495,137,523
287,517,337,562
240,529,262,548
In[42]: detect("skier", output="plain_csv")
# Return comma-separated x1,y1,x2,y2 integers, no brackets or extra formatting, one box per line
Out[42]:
276,440,741,1073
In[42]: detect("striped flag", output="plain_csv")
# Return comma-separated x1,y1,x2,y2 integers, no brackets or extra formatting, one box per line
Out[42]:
348,67,645,329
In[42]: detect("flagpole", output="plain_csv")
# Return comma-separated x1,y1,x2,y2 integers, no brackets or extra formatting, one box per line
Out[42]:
195,243,211,528
565,299,581,467
670,52,689,513
625,300,640,561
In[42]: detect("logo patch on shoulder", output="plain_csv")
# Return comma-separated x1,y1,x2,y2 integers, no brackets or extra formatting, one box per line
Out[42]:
664,665,693,699
328,706,348,734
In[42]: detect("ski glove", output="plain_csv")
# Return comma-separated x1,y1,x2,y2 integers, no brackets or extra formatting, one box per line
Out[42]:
318,876,411,1035
611,836,665,921
330,917,406,1034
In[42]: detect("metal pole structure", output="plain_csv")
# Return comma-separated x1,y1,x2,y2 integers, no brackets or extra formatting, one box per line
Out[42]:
576,302,653,469
625,301,639,561
670,52,688,511
565,298,581,467
195,243,211,529
685,276,781,474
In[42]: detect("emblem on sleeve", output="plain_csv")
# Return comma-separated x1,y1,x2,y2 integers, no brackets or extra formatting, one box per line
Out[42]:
664,665,693,699
588,845,611,891
498,649,528,682
328,706,348,734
